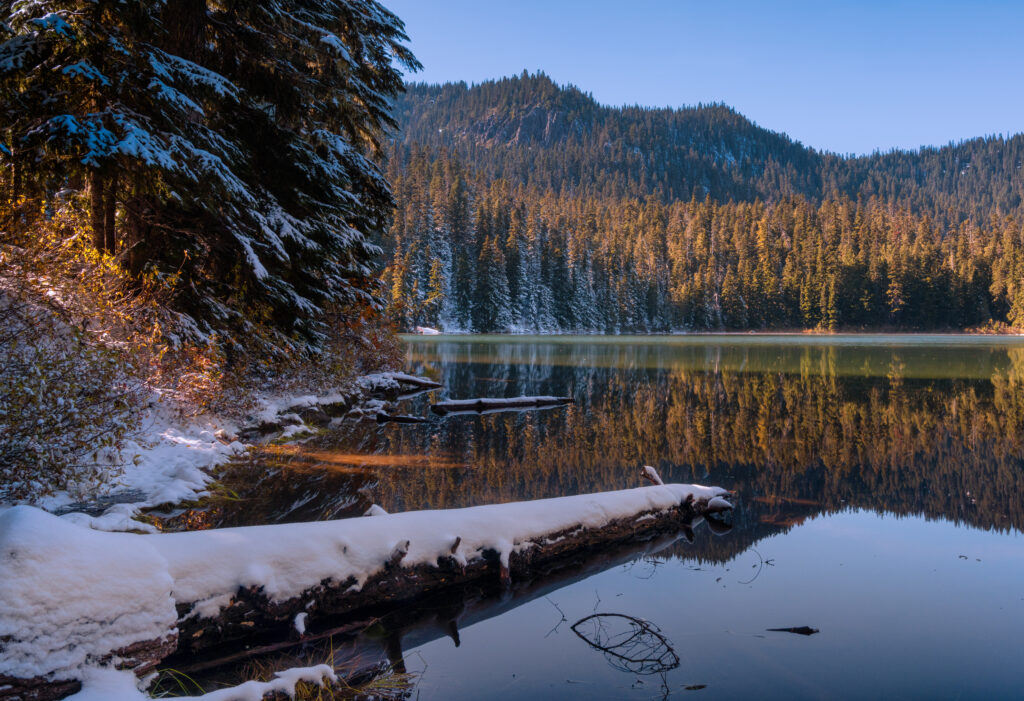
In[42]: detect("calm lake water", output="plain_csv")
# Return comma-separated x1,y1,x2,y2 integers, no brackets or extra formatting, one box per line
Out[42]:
174,335,1024,700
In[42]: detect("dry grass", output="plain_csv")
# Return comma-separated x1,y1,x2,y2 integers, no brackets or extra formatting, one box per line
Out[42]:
152,648,418,700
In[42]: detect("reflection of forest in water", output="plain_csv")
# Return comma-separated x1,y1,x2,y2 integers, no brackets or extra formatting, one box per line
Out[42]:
212,340,1024,564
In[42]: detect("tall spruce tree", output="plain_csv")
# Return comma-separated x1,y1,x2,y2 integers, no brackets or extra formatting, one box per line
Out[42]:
1,0,419,352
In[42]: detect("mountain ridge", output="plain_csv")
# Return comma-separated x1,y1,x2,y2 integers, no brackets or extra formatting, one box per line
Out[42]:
389,72,1024,225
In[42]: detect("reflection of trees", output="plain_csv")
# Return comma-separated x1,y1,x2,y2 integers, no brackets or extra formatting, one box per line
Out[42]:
204,343,1024,562
378,343,1024,537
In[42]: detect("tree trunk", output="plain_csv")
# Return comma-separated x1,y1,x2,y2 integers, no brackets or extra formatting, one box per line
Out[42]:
125,173,150,276
89,171,105,253
163,0,207,62
172,487,729,655
103,172,118,254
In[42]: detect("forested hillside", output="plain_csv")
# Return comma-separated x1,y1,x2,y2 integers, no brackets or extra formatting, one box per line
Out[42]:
383,72,1024,333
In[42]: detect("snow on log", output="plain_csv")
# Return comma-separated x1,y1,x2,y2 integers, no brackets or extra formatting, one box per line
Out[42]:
430,395,573,416
0,484,731,698
641,465,665,486
355,372,442,401
358,371,442,391
0,507,178,699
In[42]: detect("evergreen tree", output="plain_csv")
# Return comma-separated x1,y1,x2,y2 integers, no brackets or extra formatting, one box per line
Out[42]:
472,235,511,332
2,0,419,352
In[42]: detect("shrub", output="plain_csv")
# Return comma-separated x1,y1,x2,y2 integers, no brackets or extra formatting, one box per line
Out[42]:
1,198,401,499
0,203,152,498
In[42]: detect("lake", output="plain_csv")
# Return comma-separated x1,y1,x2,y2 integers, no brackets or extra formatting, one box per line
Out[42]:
168,335,1024,700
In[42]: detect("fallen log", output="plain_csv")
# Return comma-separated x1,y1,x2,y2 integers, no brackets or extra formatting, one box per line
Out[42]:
355,372,442,402
365,372,442,391
0,479,731,699
375,412,428,424
168,529,700,680
430,395,572,416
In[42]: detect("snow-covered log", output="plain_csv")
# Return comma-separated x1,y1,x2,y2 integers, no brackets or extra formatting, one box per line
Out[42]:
0,483,730,699
430,395,572,416
375,412,428,424
356,372,442,401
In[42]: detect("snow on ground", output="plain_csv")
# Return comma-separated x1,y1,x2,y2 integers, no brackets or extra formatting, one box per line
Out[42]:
1,483,730,691
4,372,429,532
64,664,337,701
27,406,248,532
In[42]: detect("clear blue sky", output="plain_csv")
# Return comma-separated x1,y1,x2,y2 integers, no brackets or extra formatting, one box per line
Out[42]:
383,0,1024,156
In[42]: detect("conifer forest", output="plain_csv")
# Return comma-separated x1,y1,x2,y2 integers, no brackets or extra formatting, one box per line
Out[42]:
384,74,1024,333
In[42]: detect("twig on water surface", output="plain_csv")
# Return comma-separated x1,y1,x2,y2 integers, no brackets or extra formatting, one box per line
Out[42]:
545,596,568,638
571,613,680,675
738,548,774,585
766,626,819,636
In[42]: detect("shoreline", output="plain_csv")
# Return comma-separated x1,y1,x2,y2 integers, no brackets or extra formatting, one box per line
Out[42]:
0,372,439,533
400,330,1024,345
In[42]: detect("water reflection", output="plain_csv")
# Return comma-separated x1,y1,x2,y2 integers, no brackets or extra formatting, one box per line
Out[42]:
204,338,1024,555
172,337,1024,699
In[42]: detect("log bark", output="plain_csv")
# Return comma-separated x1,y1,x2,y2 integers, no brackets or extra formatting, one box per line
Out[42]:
166,529,699,679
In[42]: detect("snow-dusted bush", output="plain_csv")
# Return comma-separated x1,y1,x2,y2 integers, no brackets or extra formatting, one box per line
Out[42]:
0,196,404,497
0,205,164,499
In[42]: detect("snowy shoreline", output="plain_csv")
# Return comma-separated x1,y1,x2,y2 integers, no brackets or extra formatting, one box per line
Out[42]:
1,371,441,533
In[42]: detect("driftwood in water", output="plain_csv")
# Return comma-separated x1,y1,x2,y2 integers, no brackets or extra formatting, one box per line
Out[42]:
375,412,428,424
365,373,442,402
386,374,442,390
572,613,680,674
766,626,819,636
430,395,572,416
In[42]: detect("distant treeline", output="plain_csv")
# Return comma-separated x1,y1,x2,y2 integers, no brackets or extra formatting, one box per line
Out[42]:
383,151,1024,332
383,73,1024,333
